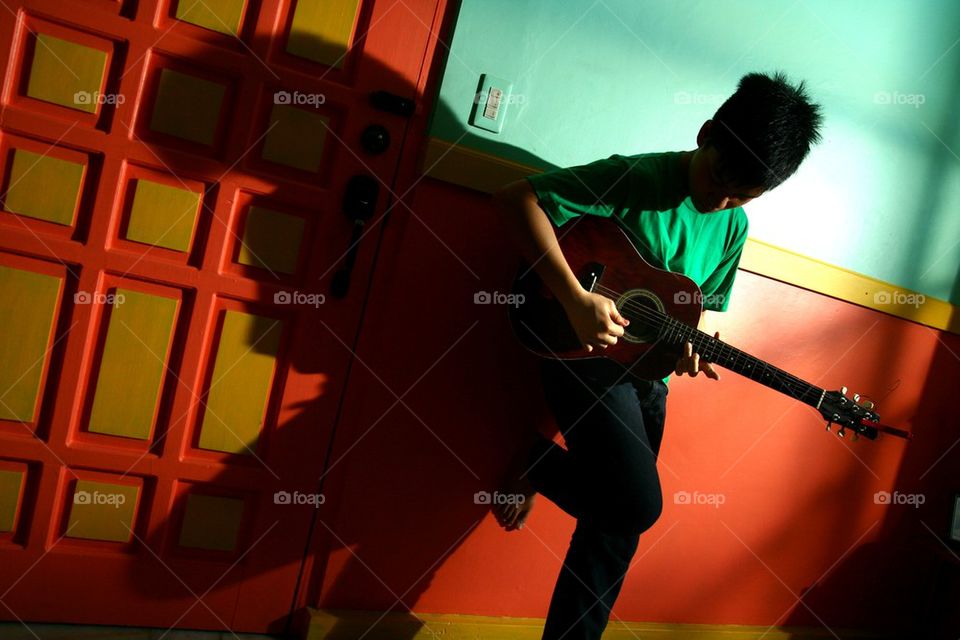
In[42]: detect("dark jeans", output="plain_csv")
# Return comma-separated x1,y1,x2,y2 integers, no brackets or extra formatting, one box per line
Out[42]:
528,357,668,640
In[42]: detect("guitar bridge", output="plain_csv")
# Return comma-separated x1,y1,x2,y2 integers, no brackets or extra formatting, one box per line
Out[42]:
579,262,605,293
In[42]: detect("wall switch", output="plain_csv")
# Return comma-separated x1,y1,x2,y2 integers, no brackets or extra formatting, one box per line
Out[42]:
469,74,512,134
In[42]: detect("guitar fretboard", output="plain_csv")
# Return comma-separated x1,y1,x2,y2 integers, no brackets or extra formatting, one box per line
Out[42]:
658,316,825,408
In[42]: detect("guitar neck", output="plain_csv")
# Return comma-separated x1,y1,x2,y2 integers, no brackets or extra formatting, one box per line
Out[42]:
658,317,826,409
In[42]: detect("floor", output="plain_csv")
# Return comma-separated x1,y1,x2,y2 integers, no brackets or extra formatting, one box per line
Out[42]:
0,623,288,639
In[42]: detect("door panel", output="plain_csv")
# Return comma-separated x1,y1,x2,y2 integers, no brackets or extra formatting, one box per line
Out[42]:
0,0,440,632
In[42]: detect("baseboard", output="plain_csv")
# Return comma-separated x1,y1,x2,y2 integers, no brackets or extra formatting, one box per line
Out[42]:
301,608,894,639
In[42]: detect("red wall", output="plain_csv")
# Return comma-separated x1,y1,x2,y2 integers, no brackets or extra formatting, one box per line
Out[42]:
309,175,960,635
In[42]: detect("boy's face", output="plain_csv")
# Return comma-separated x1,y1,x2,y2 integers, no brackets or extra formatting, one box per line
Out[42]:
688,122,766,213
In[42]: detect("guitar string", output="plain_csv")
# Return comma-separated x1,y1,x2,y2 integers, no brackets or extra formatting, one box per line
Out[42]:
581,282,821,403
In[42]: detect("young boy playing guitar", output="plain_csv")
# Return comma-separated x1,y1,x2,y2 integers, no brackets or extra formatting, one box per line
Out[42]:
490,71,824,640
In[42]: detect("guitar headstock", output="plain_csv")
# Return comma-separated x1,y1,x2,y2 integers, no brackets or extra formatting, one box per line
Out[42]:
818,386,882,440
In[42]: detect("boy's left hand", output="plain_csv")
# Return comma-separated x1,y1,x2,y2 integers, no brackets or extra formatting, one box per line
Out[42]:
675,331,721,380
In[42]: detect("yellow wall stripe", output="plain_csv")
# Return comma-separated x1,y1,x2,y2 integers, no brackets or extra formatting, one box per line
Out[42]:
0,265,62,422
421,137,960,334
198,310,281,455
88,288,178,440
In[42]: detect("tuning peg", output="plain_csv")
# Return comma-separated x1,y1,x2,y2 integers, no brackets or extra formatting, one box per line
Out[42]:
852,432,860,441
837,426,846,438
825,421,832,432
861,399,875,410
853,393,860,402
841,386,848,396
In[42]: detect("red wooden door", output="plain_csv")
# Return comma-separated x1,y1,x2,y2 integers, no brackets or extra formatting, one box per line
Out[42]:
0,0,442,633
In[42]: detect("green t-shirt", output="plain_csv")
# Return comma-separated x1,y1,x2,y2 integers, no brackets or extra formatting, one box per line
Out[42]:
525,150,749,386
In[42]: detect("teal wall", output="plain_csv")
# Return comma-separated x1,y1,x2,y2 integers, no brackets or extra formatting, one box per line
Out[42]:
429,0,960,305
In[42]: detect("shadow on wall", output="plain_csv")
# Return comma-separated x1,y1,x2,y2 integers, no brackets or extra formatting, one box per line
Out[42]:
781,42,960,638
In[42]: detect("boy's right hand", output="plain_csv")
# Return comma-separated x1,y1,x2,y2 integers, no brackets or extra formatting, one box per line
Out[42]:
561,289,630,352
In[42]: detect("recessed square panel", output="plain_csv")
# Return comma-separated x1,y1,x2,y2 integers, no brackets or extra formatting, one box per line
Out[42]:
174,0,246,35
286,0,361,68
0,265,62,423
149,68,227,146
88,288,178,440
66,479,140,542
236,206,306,274
125,179,202,251
261,104,328,172
179,493,244,551
0,467,25,533
3,148,86,226
25,33,108,114
198,309,281,455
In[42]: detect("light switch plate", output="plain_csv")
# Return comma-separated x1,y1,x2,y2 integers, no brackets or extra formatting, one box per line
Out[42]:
469,73,512,134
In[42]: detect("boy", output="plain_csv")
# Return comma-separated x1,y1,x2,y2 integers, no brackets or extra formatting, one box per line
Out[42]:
490,71,823,640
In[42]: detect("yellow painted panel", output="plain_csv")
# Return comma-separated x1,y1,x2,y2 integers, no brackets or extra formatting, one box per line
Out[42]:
175,0,246,35
287,0,361,68
67,480,140,542
26,34,107,114
178,493,244,551
237,206,305,274
0,266,62,422
0,469,25,532
149,69,226,146
198,310,281,454
261,104,328,172
4,148,85,226
125,179,201,251
88,288,178,440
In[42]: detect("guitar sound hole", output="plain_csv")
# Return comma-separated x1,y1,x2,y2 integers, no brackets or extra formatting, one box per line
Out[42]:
616,290,663,344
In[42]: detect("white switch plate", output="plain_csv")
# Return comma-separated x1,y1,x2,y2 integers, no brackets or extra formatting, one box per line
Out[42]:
470,73,512,134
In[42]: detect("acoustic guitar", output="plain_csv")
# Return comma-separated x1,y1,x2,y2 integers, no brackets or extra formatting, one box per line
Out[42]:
508,215,911,441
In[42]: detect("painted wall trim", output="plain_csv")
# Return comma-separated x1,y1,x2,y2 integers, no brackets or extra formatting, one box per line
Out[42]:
303,608,894,639
421,136,959,335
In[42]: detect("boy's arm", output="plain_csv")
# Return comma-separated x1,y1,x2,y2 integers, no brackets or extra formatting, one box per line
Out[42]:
492,179,629,352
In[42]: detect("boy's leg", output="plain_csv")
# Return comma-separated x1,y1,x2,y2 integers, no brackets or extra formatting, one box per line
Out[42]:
532,358,669,640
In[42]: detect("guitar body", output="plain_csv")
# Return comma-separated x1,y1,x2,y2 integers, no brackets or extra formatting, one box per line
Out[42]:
509,215,703,381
